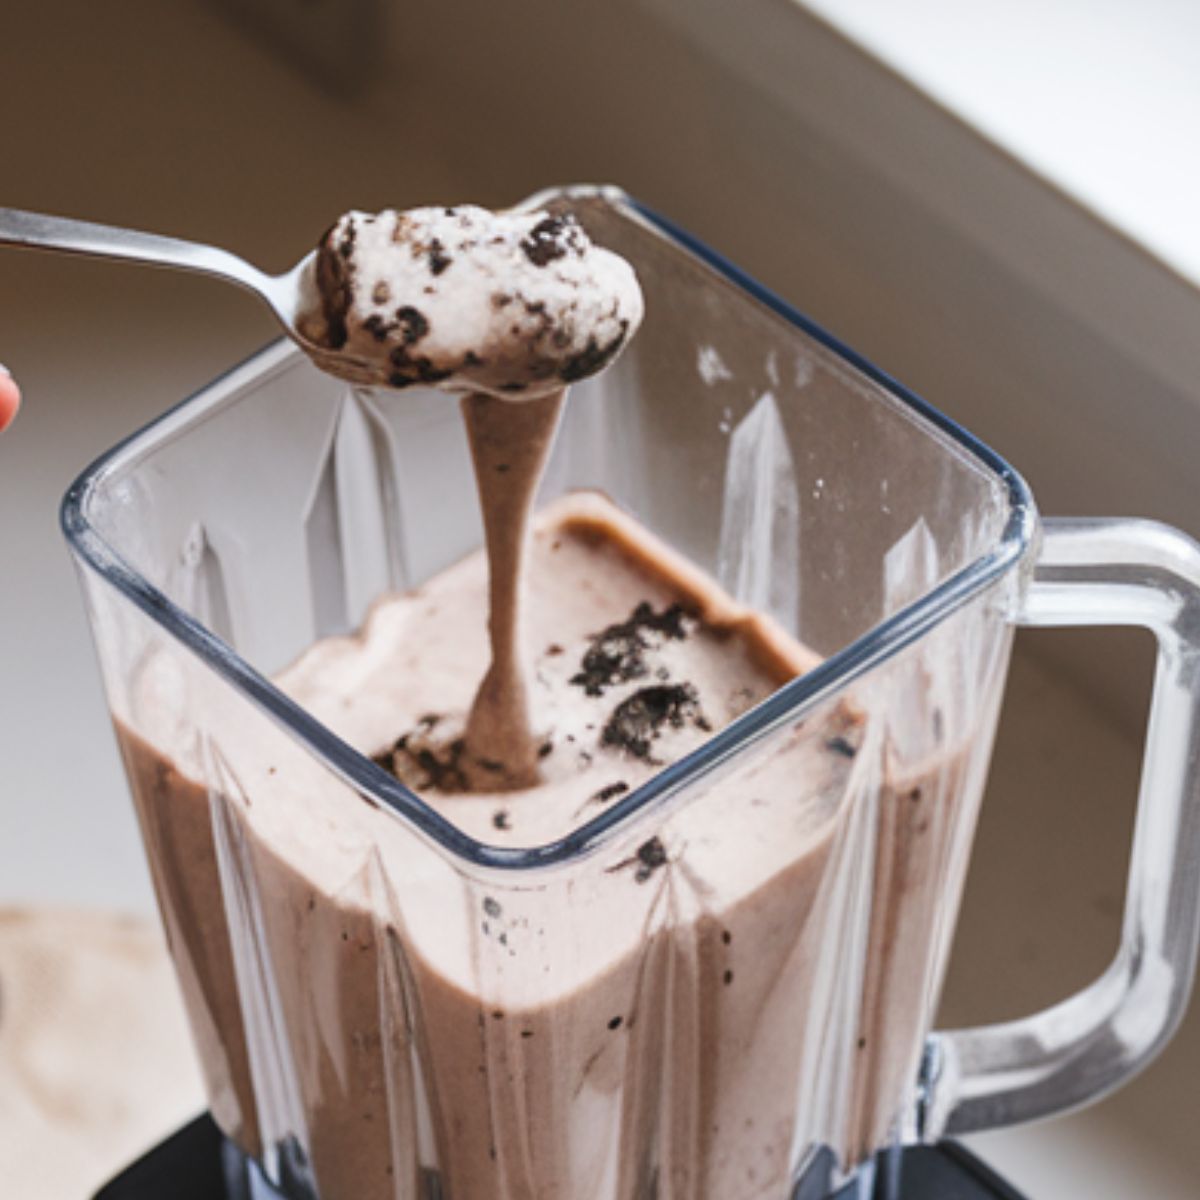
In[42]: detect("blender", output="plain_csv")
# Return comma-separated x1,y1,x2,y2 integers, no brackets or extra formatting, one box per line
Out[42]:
62,187,1200,1199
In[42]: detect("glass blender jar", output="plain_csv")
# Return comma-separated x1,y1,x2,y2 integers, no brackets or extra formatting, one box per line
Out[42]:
63,186,1200,1200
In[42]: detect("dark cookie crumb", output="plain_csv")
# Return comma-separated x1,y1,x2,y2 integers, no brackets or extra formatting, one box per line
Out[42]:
723,970,734,986
386,343,454,387
545,643,564,657
602,684,703,760
538,741,554,759
483,897,502,919
607,1015,623,1030
428,238,451,275
373,732,469,792
520,214,579,267
606,834,669,881
591,780,630,805
826,735,857,759
394,306,430,344
634,836,668,882
362,314,393,342
492,809,511,831
722,928,732,945
561,321,630,383
372,281,391,305
571,602,688,697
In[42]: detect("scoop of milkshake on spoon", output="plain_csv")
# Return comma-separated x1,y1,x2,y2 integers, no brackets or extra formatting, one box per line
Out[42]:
0,203,642,399
304,203,645,791
298,204,643,395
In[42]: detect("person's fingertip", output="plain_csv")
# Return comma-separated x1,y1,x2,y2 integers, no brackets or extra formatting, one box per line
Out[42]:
0,366,19,432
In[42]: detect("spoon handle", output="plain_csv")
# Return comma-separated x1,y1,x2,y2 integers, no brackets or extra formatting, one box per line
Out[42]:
0,207,269,295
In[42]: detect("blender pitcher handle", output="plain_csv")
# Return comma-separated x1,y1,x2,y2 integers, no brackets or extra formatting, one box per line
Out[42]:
921,516,1200,1140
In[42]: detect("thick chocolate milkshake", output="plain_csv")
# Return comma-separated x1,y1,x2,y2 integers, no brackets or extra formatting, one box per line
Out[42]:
117,491,972,1199
111,204,980,1199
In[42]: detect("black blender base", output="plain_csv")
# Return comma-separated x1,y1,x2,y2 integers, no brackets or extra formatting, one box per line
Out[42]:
93,1114,1031,1200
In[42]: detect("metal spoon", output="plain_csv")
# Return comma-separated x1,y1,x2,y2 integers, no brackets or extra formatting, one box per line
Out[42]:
0,206,364,380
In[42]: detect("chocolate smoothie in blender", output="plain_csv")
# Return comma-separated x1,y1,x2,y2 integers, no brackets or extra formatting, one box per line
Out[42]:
114,202,975,1200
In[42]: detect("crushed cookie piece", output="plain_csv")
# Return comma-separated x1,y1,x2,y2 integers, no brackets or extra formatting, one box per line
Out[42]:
634,836,668,882
362,315,394,346
826,735,857,759
374,731,469,793
394,306,429,344
602,684,703,760
560,324,630,383
570,602,688,697
590,780,629,805
428,238,451,275
520,214,578,266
